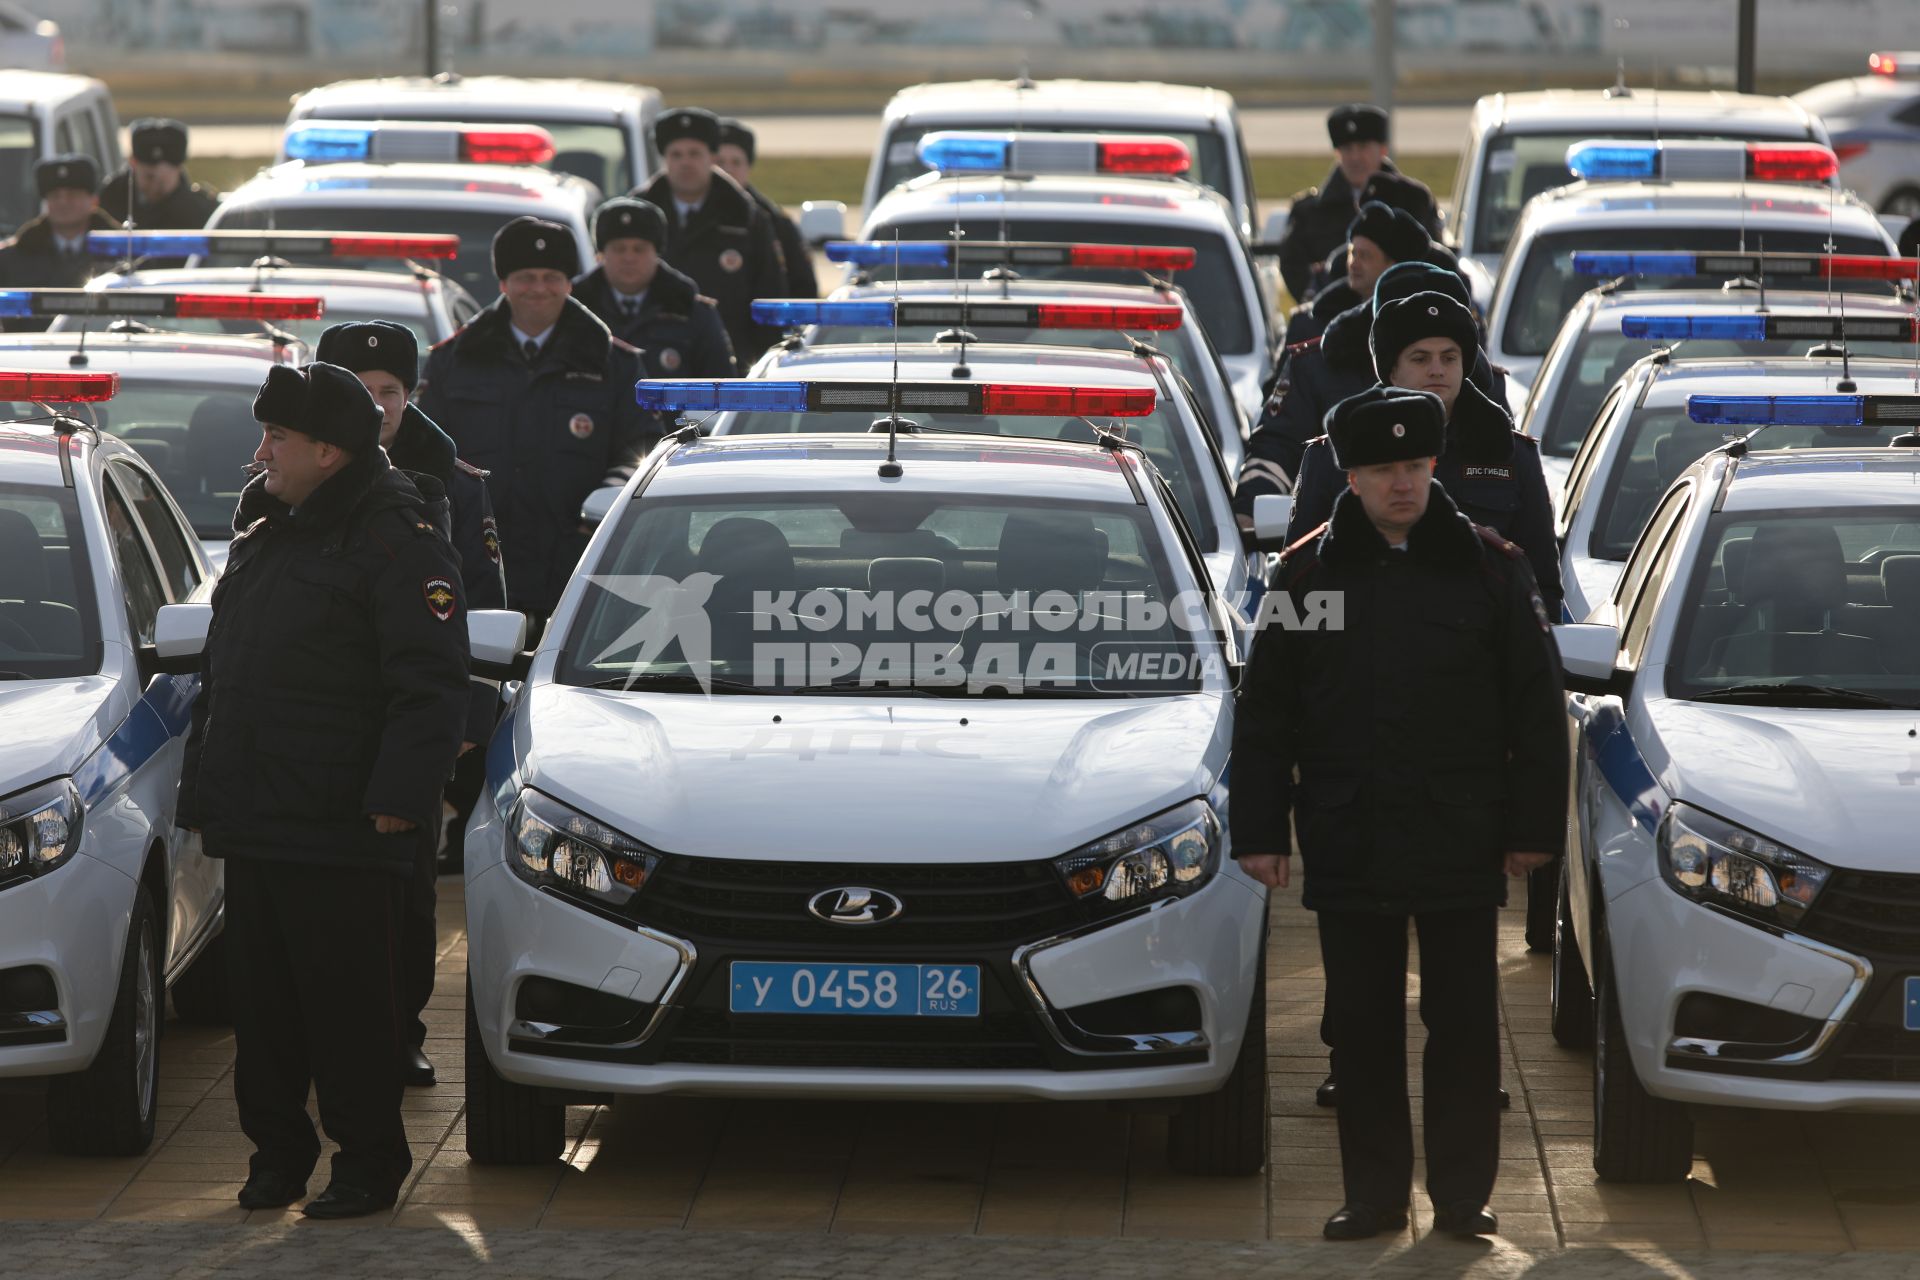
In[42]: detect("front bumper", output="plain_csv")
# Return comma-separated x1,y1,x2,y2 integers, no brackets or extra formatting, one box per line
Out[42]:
465,804,1266,1101
0,849,135,1077
1610,874,1920,1111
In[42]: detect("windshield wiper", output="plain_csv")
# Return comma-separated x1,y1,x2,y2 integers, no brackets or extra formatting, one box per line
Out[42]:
1691,683,1906,709
582,672,771,695
785,673,950,697
0,670,36,680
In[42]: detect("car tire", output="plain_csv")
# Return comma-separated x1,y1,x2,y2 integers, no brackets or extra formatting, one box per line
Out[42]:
167,931,230,1025
1549,860,1594,1049
1880,187,1920,219
464,980,562,1165
1166,945,1267,1176
47,890,161,1156
1524,861,1556,953
1592,933,1692,1183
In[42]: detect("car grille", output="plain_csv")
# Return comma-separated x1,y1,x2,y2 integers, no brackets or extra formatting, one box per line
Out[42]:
1828,980,1920,1082
632,854,1087,947
1799,870,1920,963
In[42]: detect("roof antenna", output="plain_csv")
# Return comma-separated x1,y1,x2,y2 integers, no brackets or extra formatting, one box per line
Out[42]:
943,182,976,378
1014,7,1036,89
1606,55,1633,99
1836,291,1856,392
878,230,905,479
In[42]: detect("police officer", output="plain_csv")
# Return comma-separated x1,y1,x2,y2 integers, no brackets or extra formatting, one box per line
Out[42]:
630,107,787,361
715,117,819,299
176,361,470,1219
317,319,506,1088
1283,201,1433,349
1283,292,1562,618
1359,169,1444,238
573,197,737,377
1231,385,1566,1241
0,155,115,330
1278,105,1441,302
416,216,656,624
99,118,219,229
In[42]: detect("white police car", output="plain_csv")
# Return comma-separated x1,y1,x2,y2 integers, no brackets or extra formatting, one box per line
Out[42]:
1556,354,1920,623
853,133,1278,420
1519,268,1920,492
0,369,224,1156
1796,52,1920,218
0,71,119,236
1552,409,1920,1182
462,424,1267,1175
1448,87,1828,305
1485,142,1893,393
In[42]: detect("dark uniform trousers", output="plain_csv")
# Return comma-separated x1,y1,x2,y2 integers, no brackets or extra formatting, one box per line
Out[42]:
225,857,411,1191
1317,907,1502,1209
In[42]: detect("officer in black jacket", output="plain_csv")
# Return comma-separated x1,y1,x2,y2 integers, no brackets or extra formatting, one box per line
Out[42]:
98,118,219,230
417,217,656,621
573,197,737,377
317,319,506,1088
1232,386,1566,1242
1278,105,1441,303
1359,169,1444,239
631,107,788,361
176,362,470,1219
1281,201,1432,350
0,155,115,331
715,117,819,299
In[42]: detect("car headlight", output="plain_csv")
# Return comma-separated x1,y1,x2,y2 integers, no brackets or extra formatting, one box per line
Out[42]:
506,789,659,912
0,778,82,887
1658,801,1830,929
1054,798,1220,915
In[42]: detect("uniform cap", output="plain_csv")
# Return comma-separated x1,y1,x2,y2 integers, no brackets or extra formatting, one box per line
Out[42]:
1372,261,1469,313
1370,291,1480,380
130,118,189,165
34,153,98,197
716,117,756,164
252,361,382,455
1358,169,1429,217
491,215,580,280
654,107,722,153
1347,201,1430,266
593,196,667,251
1327,104,1390,147
1325,385,1446,470
315,320,420,392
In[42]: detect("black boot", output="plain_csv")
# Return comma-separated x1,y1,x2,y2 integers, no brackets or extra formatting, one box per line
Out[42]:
301,1183,398,1219
403,1045,436,1088
1432,1201,1498,1238
1323,1204,1409,1240
237,1169,307,1210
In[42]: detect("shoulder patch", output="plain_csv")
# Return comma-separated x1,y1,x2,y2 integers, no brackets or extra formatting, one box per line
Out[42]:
423,576,457,622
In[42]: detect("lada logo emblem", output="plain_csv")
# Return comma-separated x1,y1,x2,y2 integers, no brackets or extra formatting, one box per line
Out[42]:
807,886,903,926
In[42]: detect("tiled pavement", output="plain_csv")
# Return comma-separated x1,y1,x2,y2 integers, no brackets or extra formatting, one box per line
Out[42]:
3,869,1920,1277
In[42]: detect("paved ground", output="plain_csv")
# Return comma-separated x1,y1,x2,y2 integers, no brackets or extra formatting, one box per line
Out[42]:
3,871,1918,1277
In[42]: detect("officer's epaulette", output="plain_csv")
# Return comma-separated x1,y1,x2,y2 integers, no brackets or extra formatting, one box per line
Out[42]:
452,457,490,479
609,335,642,354
1279,522,1328,567
1473,523,1525,561
1509,429,1541,453
428,328,465,351
1287,185,1321,203
695,293,720,307
1285,335,1324,355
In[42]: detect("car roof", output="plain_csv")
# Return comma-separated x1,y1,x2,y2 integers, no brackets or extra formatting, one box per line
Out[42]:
0,331,293,382
883,79,1232,128
1794,77,1918,116
1715,449,1920,513
646,433,1140,504
1473,89,1819,136
868,174,1234,234
292,75,658,118
1513,181,1888,238
1580,287,1920,317
216,163,597,213
1638,357,1920,405
0,70,105,114
754,342,1164,387
0,420,131,485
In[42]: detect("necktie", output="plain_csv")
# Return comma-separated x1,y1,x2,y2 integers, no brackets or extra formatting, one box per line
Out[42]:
522,338,540,363
620,300,639,322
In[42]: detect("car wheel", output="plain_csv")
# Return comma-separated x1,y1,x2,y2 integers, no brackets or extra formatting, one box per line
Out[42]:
1550,860,1594,1048
1881,187,1920,219
168,931,230,1025
1166,944,1267,1176
1592,932,1692,1183
47,890,161,1156
464,980,563,1164
1524,861,1555,953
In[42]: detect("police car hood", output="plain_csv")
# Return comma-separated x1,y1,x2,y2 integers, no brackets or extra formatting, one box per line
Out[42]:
1651,699,1920,872
520,685,1226,862
0,676,121,791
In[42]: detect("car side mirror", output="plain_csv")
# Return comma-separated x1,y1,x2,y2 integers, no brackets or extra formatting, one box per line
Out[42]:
1553,622,1629,697
580,486,620,528
469,609,530,680
799,200,848,248
1250,493,1294,550
148,602,213,675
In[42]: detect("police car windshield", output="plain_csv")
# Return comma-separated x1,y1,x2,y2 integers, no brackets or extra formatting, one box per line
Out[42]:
1472,129,1819,257
1668,509,1920,707
0,114,37,235
1589,409,1916,561
877,124,1234,208
721,399,1220,554
869,219,1254,356
206,206,524,304
0,483,102,678
1537,327,1920,459
64,383,262,541
1502,229,1893,358
560,491,1207,696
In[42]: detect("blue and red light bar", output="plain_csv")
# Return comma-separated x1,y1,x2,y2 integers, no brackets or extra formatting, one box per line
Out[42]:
1687,394,1920,427
635,379,1156,418
0,371,119,402
1572,251,1918,279
0,290,325,320
750,298,1183,331
1621,313,1920,341
917,131,1191,177
824,241,1195,271
88,229,459,261
283,120,556,167
1565,139,1839,184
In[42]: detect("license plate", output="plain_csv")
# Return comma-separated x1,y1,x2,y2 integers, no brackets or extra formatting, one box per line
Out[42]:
1907,976,1920,1032
729,962,980,1017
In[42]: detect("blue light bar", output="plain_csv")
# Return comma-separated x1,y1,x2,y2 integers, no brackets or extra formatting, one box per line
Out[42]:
1567,143,1662,181
1619,315,1768,341
0,292,32,318
751,300,898,327
823,242,955,267
1571,252,1701,277
635,381,812,413
1687,395,1866,426
917,134,1012,172
284,125,375,162
87,231,212,259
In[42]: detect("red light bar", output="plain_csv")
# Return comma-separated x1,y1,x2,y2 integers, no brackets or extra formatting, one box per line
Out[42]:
1034,303,1183,330
1871,51,1901,74
460,130,556,166
1066,244,1196,270
980,384,1155,417
1814,254,1920,279
1095,138,1192,175
327,233,459,260
172,293,326,320
0,371,119,402
1748,145,1839,183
